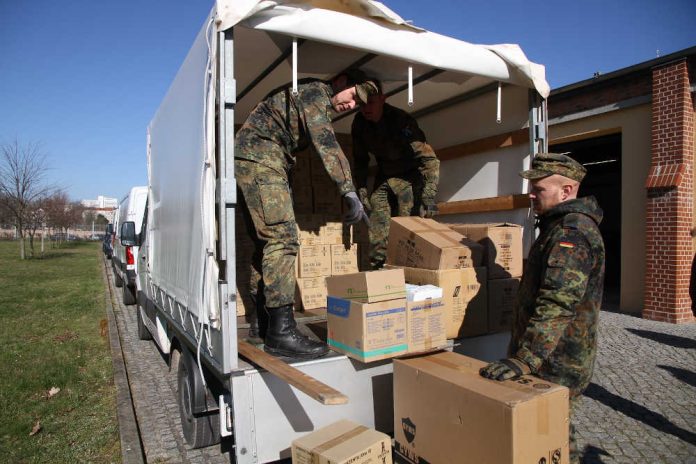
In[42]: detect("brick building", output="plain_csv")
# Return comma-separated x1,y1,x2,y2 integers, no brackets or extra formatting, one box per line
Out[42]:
548,46,695,323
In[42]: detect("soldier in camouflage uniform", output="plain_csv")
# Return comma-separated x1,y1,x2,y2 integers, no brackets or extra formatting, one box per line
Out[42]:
480,153,605,464
351,86,440,269
236,72,377,359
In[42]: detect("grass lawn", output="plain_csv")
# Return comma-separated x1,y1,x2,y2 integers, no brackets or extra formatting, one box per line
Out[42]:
0,240,120,462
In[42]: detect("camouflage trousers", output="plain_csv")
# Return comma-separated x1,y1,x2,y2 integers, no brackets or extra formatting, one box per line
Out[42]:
235,159,299,308
368,178,414,269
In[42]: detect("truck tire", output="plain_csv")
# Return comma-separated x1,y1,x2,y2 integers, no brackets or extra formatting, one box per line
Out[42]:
122,284,136,305
137,306,152,341
177,348,220,448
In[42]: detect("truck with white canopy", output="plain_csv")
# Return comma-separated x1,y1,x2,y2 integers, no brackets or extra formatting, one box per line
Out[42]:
131,1,550,461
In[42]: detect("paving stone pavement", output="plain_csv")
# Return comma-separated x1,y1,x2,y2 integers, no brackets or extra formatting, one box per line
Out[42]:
573,310,696,464
107,259,696,463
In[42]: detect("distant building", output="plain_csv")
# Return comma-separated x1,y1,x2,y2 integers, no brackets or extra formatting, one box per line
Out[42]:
81,195,118,209
81,195,118,223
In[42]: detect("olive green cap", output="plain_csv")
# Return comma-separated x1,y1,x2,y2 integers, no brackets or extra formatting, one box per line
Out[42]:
519,152,587,182
355,80,379,105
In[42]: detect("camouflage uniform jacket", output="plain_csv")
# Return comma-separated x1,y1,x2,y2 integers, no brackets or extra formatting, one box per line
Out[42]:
351,103,439,196
511,196,605,396
235,78,355,195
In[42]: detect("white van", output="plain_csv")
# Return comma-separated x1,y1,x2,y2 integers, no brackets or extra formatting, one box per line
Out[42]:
113,186,148,305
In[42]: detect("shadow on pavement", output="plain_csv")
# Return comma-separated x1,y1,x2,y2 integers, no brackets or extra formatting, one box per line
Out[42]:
584,383,696,446
625,328,696,349
581,444,611,463
657,365,696,389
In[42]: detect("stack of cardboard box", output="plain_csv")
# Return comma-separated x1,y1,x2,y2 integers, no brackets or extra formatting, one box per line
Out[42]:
448,223,523,333
384,217,488,338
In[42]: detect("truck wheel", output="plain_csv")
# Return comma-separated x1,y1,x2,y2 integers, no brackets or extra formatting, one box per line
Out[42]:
122,284,136,305
114,270,123,288
177,349,220,448
137,307,152,341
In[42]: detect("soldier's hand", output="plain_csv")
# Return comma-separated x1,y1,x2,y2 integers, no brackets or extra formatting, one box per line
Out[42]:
479,358,531,381
418,196,438,218
342,192,369,226
358,188,371,213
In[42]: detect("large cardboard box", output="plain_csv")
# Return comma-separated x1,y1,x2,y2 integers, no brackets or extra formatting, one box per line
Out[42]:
298,244,331,278
326,269,406,303
296,276,328,310
292,419,392,464
488,277,520,333
449,223,523,279
327,296,408,362
388,265,488,339
386,217,483,270
394,352,569,464
331,243,360,275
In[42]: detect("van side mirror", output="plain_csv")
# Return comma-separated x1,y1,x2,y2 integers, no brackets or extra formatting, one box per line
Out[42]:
120,221,138,246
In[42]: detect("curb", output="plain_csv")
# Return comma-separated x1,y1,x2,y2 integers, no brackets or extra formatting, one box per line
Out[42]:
102,255,145,464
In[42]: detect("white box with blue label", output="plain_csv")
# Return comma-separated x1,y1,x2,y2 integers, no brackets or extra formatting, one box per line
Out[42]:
327,296,408,363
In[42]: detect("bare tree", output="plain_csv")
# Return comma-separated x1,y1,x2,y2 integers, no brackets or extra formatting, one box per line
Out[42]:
0,139,53,259
43,192,84,245
24,197,48,257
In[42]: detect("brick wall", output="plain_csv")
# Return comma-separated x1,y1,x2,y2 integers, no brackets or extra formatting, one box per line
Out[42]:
643,59,695,323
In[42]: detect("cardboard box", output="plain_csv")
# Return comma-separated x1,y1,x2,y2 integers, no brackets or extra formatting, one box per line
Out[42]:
406,297,446,353
298,244,331,278
292,419,392,464
449,223,523,279
296,276,327,310
331,243,359,275
388,265,488,339
313,184,344,215
394,352,569,464
296,214,322,246
386,217,483,270
327,296,408,362
488,277,520,333
322,219,352,245
292,184,314,214
326,269,406,303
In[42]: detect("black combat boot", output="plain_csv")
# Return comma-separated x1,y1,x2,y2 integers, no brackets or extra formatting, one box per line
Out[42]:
247,290,268,342
264,305,329,359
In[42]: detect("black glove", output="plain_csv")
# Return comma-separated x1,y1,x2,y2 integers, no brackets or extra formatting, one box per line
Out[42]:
358,187,371,213
343,192,369,226
479,358,531,381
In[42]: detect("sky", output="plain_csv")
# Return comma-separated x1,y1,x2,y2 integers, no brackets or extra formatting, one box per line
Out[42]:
0,0,694,202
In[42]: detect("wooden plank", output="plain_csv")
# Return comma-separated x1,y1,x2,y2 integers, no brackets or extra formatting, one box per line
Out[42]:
437,194,530,215
237,340,348,405
437,128,529,161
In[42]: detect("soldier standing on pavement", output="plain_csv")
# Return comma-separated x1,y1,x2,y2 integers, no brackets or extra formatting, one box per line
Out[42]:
351,83,440,269
236,71,377,359
479,153,605,464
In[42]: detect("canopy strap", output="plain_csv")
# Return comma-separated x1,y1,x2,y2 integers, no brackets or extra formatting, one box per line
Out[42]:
292,38,298,96
407,66,414,107
496,81,502,124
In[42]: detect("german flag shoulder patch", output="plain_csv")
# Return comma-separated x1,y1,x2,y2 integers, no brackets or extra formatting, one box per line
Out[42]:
559,241,575,249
